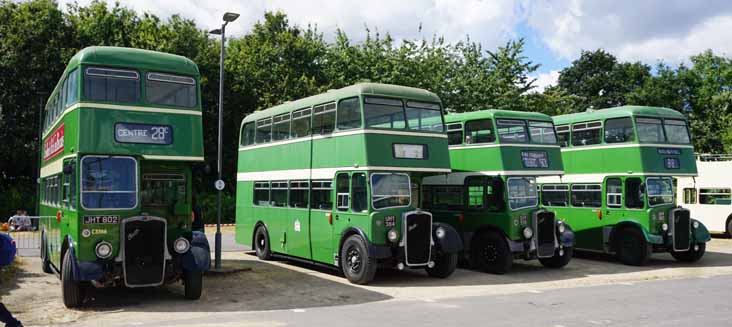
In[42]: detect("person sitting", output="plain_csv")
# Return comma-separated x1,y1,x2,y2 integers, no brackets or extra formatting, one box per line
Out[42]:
8,210,31,232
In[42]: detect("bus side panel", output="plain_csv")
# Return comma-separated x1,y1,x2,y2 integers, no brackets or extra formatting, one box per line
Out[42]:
552,207,605,251
235,181,254,247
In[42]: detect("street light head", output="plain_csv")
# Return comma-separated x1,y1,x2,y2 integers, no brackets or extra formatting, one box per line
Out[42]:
223,12,240,23
209,28,222,35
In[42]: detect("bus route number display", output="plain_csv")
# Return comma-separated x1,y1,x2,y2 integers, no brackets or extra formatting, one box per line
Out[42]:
664,157,681,169
521,150,549,168
115,123,172,145
393,144,426,159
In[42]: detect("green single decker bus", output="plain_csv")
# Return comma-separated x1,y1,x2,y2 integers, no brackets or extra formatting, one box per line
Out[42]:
423,110,575,274
39,47,211,308
235,83,463,284
538,106,711,266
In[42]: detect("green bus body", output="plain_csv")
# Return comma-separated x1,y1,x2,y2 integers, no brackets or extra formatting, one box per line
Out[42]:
39,47,209,307
236,83,462,284
538,106,710,265
423,110,575,273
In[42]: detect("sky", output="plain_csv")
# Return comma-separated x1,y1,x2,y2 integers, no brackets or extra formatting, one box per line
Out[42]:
56,0,732,92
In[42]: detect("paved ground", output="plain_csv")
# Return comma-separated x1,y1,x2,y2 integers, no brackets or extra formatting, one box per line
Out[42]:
1,236,731,326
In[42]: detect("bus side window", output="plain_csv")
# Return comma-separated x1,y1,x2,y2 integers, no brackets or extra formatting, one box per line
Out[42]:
465,176,486,210
699,188,732,205
313,103,336,134
555,125,570,147
446,123,463,145
63,161,76,209
256,118,272,143
625,178,644,209
337,97,361,130
241,122,255,146
351,173,367,212
288,181,309,208
336,173,349,211
311,180,333,210
271,181,287,207
485,177,504,212
541,184,569,207
253,182,270,206
683,188,697,204
606,178,623,208
291,108,312,138
464,119,495,144
571,121,602,146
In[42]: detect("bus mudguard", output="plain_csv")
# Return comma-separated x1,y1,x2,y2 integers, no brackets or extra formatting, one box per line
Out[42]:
558,222,576,247
691,219,711,243
339,227,391,259
63,236,103,281
432,223,462,253
607,221,661,246
182,231,211,272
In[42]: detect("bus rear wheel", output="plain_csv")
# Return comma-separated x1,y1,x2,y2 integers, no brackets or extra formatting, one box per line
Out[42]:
254,226,272,260
671,243,706,263
340,235,376,285
726,218,732,238
471,231,513,274
183,270,203,300
40,232,53,274
615,227,651,266
539,247,573,269
426,252,458,278
61,251,84,308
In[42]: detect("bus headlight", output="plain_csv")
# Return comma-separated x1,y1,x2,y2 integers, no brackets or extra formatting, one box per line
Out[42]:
387,229,399,243
522,227,534,239
557,222,566,234
661,223,669,232
95,241,113,259
173,237,191,254
435,226,446,239
693,221,700,229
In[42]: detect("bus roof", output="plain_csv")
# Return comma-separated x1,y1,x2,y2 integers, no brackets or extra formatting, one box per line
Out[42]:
65,46,199,76
444,109,553,124
242,83,442,124
553,106,686,126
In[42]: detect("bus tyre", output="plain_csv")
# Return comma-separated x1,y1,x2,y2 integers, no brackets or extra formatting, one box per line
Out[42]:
61,251,84,308
426,252,458,278
539,247,573,268
471,231,512,274
726,219,732,238
615,227,651,266
671,243,706,263
254,226,272,260
41,233,53,274
183,270,203,300
340,235,376,285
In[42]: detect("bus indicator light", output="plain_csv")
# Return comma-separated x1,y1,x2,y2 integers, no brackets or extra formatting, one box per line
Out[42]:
56,211,62,223
328,213,333,225
596,211,602,220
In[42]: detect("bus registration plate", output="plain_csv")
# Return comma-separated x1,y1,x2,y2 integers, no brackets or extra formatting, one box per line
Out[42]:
84,215,120,224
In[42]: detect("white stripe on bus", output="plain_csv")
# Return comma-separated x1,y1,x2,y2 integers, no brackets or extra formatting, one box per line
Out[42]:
238,129,447,151
537,172,698,184
141,155,205,161
449,144,561,150
560,143,694,152
40,154,78,178
236,166,452,181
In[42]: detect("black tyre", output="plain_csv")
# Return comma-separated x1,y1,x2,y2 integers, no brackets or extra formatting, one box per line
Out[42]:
254,225,272,260
470,231,513,274
61,251,84,308
539,247,573,269
726,218,732,238
425,251,458,278
183,270,203,300
615,227,651,266
41,232,53,274
671,243,706,263
340,235,377,285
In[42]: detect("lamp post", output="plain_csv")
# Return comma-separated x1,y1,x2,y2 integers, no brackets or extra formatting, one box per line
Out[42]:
209,12,239,271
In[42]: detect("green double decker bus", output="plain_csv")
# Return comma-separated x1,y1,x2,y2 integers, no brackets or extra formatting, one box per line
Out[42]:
235,83,463,284
423,110,575,274
538,106,711,265
39,47,210,307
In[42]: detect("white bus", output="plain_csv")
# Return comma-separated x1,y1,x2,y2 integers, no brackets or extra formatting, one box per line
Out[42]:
677,154,732,236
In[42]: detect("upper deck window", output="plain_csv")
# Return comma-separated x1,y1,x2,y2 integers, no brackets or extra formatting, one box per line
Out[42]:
146,72,196,107
663,119,691,144
337,97,361,130
571,121,602,146
446,123,463,145
272,113,291,141
528,121,557,144
555,125,570,147
84,67,140,103
405,101,444,132
497,119,529,143
465,119,495,144
291,108,311,138
241,122,255,146
364,97,406,129
636,117,665,143
256,118,272,143
81,156,137,210
312,103,336,134
604,117,634,143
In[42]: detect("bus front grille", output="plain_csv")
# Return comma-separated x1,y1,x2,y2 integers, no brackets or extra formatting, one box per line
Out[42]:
404,212,431,266
672,209,691,252
122,217,167,287
536,211,557,258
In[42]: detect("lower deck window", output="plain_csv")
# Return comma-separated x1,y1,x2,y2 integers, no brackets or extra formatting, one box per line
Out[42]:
699,188,732,205
571,184,602,208
311,180,332,210
288,181,309,208
81,156,137,209
271,181,288,207
424,185,464,210
253,182,270,206
541,184,569,207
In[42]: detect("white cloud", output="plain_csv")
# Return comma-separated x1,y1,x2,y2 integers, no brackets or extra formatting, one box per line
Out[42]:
529,70,560,93
57,0,522,49
526,0,732,64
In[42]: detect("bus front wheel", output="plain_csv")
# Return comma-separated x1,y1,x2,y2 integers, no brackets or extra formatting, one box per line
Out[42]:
340,235,376,284
671,243,706,263
183,270,203,300
426,251,458,278
61,251,84,308
254,226,272,260
539,247,573,269
615,227,651,266
471,231,513,274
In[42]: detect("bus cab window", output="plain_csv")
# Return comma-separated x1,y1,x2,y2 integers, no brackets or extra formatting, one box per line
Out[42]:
555,125,570,147
683,188,697,204
606,178,623,208
465,119,495,144
336,174,350,211
571,121,602,146
351,173,367,212
311,180,332,210
81,156,137,210
604,117,634,143
84,67,140,103
371,173,411,209
337,97,361,130
625,178,644,209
